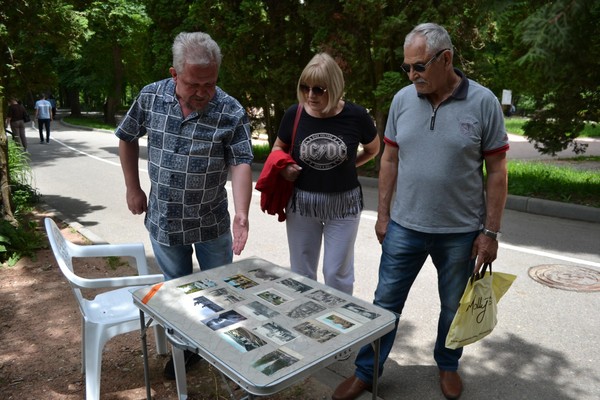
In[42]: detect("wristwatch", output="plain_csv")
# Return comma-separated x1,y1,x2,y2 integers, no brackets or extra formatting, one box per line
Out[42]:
481,228,501,240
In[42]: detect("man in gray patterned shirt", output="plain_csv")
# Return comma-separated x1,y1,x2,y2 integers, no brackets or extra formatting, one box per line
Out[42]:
116,32,253,377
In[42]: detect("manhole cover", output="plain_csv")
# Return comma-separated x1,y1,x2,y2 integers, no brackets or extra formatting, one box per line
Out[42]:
528,264,600,292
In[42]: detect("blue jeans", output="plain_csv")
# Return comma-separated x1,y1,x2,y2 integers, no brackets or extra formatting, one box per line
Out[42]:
354,221,478,384
150,232,233,281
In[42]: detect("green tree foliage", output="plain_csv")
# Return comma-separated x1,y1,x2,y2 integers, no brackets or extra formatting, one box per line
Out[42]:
1,0,88,105
80,0,151,124
183,0,314,145
144,0,193,81
497,0,599,155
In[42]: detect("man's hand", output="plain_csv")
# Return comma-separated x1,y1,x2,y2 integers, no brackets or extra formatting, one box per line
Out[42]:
126,187,147,215
374,216,390,244
471,234,499,274
232,213,249,255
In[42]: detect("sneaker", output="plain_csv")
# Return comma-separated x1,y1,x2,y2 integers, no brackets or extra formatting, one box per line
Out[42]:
46,140,50,143
40,140,44,144
163,350,202,380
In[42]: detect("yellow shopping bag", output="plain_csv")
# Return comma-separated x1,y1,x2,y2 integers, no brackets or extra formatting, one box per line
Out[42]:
445,263,516,349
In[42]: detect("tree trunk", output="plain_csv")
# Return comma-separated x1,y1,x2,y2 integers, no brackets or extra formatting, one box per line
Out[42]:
0,101,17,225
66,88,82,117
104,45,124,126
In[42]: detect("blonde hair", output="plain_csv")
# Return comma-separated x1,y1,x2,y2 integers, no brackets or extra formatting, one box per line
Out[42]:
297,53,344,114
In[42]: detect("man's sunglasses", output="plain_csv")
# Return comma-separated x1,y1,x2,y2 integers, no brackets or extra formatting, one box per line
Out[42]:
299,84,328,96
401,48,450,74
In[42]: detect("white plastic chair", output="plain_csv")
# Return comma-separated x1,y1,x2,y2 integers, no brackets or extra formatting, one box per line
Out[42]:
44,217,168,400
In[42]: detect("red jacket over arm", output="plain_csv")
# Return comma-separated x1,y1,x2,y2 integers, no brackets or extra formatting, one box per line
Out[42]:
255,150,295,222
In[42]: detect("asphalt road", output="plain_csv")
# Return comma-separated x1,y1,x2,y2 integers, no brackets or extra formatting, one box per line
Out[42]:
26,121,600,400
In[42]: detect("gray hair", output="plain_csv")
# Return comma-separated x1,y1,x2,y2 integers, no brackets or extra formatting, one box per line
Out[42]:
404,23,454,56
172,32,222,73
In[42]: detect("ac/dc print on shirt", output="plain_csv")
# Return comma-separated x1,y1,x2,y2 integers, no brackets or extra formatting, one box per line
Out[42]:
299,132,347,171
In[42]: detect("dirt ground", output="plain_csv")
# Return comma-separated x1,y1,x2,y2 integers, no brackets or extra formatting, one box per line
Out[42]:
0,211,332,400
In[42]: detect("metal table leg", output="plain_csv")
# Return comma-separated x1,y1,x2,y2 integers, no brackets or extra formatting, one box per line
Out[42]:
139,310,152,400
372,338,381,400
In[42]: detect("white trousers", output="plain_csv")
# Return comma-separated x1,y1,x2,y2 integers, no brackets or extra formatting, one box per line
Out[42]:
286,211,361,295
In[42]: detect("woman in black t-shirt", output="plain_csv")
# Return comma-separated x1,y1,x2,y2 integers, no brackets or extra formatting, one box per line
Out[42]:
271,53,379,295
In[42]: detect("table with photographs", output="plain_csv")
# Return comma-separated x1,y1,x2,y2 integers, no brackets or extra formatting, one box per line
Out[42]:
133,257,396,400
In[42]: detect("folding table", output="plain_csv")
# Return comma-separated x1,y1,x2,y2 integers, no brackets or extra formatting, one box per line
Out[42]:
133,257,395,399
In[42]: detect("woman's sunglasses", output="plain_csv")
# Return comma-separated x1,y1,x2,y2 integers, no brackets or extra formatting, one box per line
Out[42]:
299,84,328,96
401,48,449,74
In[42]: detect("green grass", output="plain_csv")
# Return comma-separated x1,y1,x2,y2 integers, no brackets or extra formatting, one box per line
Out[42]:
63,115,116,130
504,117,527,135
505,117,600,138
253,142,271,162
506,160,599,208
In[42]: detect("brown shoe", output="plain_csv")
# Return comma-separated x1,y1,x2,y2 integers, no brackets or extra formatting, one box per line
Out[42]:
332,375,372,400
439,370,463,399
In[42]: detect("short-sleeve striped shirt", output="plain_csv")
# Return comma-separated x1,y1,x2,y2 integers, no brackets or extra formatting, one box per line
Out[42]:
115,78,253,246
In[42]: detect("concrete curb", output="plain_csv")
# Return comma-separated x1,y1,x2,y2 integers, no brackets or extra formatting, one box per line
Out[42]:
505,195,600,223
59,118,112,133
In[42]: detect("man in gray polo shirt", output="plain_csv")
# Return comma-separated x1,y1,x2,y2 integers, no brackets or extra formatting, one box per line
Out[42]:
333,23,509,400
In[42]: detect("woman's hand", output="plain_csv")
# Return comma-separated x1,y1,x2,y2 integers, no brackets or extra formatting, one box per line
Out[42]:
280,163,302,181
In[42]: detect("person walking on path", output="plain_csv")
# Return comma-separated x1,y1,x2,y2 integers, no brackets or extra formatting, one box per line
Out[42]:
115,31,253,380
35,94,53,143
48,94,57,119
269,52,379,295
5,98,28,151
332,23,509,400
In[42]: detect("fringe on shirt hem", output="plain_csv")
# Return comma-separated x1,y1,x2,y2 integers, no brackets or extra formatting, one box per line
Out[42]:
290,186,363,219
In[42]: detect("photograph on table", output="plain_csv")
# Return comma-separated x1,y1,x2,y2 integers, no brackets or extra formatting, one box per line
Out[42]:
252,348,302,376
253,321,297,345
286,300,326,319
256,288,293,306
178,278,218,294
224,274,259,290
293,320,339,343
246,268,281,282
316,311,361,333
202,310,247,331
238,300,280,321
221,326,268,353
193,295,224,318
305,289,346,307
277,277,313,294
339,302,381,323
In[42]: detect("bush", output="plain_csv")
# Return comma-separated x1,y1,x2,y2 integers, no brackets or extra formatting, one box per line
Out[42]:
0,141,45,266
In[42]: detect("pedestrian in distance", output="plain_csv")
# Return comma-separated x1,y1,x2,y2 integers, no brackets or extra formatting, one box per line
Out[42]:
48,94,57,119
115,31,253,380
332,22,509,400
269,52,380,295
5,98,28,151
35,93,53,143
